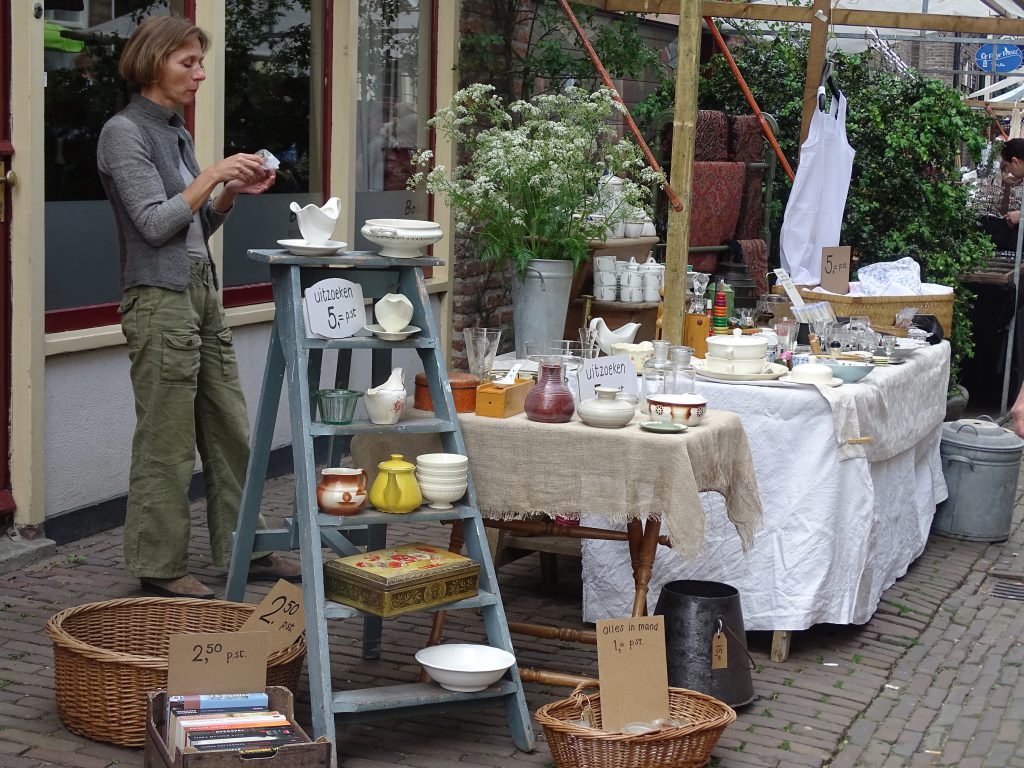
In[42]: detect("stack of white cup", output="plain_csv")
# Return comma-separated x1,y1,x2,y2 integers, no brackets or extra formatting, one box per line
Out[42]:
592,254,618,301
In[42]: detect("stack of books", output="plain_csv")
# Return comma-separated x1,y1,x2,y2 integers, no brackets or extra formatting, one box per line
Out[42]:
165,691,307,756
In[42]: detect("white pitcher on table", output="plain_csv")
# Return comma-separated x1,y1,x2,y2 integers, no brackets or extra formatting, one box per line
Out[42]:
290,197,341,245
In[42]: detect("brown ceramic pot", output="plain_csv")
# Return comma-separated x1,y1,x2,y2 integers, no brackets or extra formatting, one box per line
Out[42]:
414,371,481,413
317,468,369,516
523,363,575,423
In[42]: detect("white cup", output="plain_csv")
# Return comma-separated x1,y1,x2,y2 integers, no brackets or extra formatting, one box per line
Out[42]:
622,271,642,288
614,261,628,276
594,271,617,287
593,255,616,272
609,220,625,239
595,285,617,301
642,272,661,288
624,220,644,239
643,287,662,302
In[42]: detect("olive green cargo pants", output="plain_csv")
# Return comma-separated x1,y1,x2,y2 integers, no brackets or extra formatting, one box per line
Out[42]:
119,259,262,578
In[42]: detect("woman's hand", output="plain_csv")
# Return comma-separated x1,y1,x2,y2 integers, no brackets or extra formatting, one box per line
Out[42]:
209,152,267,186
225,169,276,196
1006,210,1021,227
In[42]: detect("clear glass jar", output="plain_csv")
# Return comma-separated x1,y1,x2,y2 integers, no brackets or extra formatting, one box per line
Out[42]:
667,345,696,394
640,340,672,413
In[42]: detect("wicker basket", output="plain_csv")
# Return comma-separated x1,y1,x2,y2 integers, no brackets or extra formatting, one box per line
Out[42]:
535,681,735,768
798,288,954,337
46,597,307,747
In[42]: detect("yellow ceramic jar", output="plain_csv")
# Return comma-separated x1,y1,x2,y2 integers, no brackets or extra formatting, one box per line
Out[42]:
368,454,422,513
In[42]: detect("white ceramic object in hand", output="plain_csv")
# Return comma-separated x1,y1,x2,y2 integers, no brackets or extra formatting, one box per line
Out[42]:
647,393,707,427
703,355,766,375
365,367,406,425
415,643,516,692
577,386,636,429
705,328,769,361
361,218,443,258
590,316,642,355
290,197,341,245
374,293,414,333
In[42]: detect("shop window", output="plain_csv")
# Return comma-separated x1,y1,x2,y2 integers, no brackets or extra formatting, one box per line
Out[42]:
353,0,430,244
221,1,319,300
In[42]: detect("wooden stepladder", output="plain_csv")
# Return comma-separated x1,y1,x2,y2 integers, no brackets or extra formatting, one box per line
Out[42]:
225,249,534,762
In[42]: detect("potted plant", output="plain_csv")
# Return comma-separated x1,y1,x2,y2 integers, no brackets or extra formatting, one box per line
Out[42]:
411,84,663,355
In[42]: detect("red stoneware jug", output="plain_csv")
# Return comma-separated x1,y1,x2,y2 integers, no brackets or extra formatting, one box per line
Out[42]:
317,467,369,516
524,363,575,423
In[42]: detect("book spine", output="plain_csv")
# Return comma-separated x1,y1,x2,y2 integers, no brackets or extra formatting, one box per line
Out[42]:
168,692,269,711
189,734,307,753
187,725,298,745
174,712,282,756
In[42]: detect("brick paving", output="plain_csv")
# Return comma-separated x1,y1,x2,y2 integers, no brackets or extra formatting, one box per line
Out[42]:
1,471,1023,767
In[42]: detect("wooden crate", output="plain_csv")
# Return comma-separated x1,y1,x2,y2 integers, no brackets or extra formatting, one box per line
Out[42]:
144,687,330,768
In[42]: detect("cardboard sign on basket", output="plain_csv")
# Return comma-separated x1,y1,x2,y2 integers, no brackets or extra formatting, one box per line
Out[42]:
820,246,851,295
239,579,305,654
595,616,670,731
167,631,269,696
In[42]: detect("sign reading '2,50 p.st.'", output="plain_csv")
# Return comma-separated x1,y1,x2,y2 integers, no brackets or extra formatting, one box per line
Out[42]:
303,278,367,338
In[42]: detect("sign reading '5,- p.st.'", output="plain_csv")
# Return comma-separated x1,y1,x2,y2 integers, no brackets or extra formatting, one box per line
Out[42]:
303,278,367,338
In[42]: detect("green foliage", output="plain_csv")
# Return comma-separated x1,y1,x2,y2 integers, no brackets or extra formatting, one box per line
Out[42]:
459,0,663,101
648,21,991,384
413,85,663,279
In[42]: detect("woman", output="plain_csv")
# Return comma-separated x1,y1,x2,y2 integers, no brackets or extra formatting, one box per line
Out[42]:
97,16,299,598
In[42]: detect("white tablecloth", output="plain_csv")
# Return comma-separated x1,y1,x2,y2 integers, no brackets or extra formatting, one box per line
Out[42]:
582,342,951,631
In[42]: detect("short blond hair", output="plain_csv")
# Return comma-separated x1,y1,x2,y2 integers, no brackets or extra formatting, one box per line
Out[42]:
118,16,209,86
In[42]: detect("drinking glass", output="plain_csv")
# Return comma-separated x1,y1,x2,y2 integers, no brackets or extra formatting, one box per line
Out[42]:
579,327,601,358
463,328,502,380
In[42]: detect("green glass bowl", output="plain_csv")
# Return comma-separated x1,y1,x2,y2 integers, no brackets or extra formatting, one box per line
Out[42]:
315,389,363,424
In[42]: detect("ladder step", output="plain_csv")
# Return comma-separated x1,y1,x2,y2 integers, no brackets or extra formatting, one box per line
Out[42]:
332,680,519,719
324,588,499,620
317,503,476,529
302,337,437,350
310,417,457,436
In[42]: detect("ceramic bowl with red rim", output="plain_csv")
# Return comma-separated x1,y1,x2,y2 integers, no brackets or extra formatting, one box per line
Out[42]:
646,393,708,427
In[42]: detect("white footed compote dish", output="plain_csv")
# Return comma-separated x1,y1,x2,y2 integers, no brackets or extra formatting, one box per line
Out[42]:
374,293,415,333
361,219,443,258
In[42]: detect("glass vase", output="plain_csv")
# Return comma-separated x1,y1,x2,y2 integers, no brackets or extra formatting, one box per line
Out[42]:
524,363,576,423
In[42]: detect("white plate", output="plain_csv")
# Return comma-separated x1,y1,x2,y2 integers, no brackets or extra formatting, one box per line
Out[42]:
779,373,843,387
692,361,789,382
277,239,347,256
364,323,421,341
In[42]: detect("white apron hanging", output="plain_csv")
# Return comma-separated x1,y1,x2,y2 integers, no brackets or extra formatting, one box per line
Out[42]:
780,92,856,286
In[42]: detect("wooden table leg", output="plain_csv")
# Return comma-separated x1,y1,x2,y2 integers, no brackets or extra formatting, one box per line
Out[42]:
627,518,662,618
771,630,792,662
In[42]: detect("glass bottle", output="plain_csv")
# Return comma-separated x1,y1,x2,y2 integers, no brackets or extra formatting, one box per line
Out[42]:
524,363,576,423
641,340,672,413
667,345,696,394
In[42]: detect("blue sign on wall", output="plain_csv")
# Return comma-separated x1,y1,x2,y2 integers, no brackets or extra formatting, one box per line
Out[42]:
976,43,1023,74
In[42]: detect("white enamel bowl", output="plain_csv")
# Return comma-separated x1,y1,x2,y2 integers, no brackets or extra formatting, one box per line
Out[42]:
415,643,516,692
415,453,469,468
416,466,468,480
417,481,468,510
361,219,443,258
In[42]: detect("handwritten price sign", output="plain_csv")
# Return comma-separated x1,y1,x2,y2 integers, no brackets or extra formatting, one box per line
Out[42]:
167,631,268,695
595,617,670,731
303,277,366,338
240,579,305,654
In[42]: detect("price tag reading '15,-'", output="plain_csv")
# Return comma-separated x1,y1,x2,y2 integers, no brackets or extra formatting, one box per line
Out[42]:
167,631,268,696
820,246,851,295
304,277,366,338
239,579,305,654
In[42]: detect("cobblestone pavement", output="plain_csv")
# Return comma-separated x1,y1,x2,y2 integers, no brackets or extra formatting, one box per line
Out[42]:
1,472,1022,767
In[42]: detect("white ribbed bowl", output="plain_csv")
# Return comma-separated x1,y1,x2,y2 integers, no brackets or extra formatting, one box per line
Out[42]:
416,453,469,468
418,482,468,510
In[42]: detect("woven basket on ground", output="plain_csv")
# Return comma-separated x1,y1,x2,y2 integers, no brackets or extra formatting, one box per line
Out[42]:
535,681,736,768
46,596,307,747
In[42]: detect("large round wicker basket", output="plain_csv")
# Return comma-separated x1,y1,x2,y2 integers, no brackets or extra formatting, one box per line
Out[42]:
535,681,736,768
46,597,307,747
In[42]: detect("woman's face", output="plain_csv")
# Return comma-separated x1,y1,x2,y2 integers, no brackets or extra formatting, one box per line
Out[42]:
143,37,205,108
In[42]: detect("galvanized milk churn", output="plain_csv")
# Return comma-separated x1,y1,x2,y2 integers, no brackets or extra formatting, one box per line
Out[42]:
933,418,1024,542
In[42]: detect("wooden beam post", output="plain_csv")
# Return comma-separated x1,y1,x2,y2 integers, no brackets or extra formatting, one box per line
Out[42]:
800,0,831,145
662,2,703,345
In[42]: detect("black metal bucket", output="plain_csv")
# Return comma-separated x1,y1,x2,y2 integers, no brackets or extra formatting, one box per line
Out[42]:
654,580,754,707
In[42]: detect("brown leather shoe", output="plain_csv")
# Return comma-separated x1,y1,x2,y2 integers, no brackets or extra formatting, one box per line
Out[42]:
248,554,302,583
140,574,216,599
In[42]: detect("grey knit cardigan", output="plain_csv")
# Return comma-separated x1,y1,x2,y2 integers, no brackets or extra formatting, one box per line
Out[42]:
97,95,228,291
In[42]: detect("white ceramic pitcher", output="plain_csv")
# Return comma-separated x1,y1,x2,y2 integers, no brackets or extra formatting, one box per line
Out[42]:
290,197,341,245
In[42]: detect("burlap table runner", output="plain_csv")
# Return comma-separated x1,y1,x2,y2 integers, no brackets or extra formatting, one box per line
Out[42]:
351,408,762,558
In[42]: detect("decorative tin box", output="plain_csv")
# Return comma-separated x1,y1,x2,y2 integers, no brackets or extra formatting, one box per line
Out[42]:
323,543,479,617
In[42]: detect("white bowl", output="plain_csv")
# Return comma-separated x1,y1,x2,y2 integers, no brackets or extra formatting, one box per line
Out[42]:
789,362,835,385
646,393,708,427
415,453,469,468
415,643,516,692
361,219,443,258
703,354,766,375
705,332,768,361
418,483,468,510
416,467,469,480
824,360,875,384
